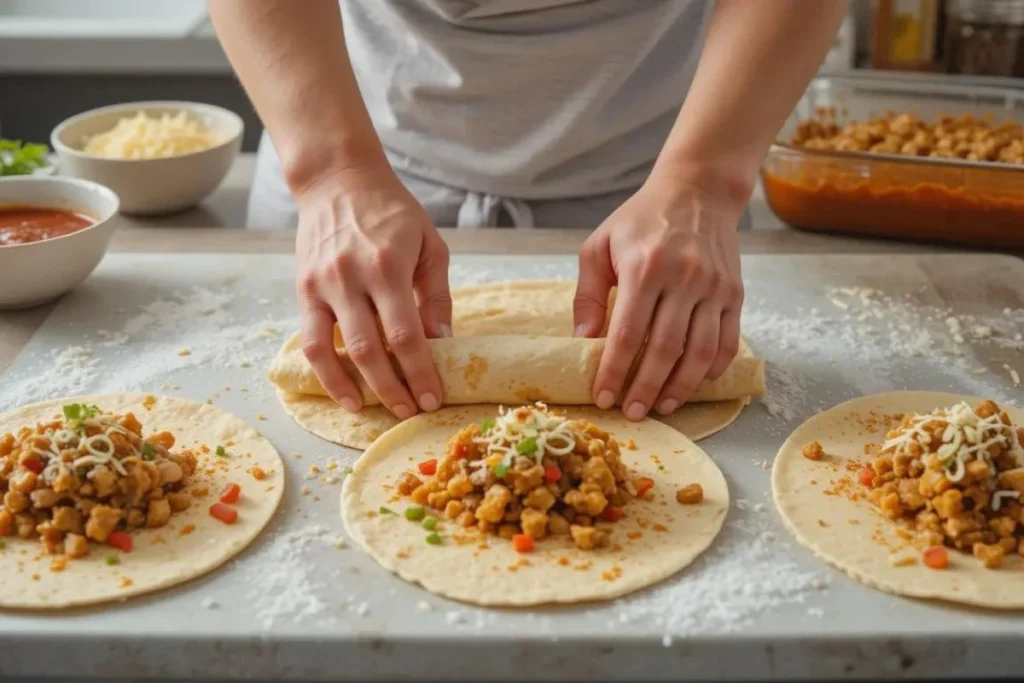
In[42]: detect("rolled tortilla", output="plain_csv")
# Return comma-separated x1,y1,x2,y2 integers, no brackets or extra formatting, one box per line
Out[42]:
268,335,765,406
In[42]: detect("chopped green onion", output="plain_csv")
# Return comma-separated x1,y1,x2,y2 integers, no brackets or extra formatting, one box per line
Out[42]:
0,539,6,550
342,466,353,474
105,554,119,566
493,463,508,477
141,444,157,461
404,505,425,521
62,403,99,423
479,418,495,432
516,437,538,456
425,532,442,545
379,506,396,515
215,445,228,458
422,517,438,531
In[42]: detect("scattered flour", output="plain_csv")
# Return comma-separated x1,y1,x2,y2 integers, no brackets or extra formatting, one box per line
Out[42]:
240,524,347,630
607,498,829,637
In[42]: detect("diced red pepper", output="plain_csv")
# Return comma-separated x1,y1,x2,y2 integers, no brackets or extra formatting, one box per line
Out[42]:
209,502,238,525
512,534,535,553
219,483,241,505
635,477,655,499
857,467,875,487
454,443,470,459
418,459,438,476
22,457,43,475
922,546,949,570
543,465,562,483
599,506,625,523
107,531,133,553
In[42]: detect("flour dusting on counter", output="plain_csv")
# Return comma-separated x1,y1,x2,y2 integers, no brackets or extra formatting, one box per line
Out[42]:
239,524,347,630
607,495,827,636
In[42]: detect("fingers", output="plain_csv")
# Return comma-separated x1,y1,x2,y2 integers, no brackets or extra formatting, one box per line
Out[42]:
375,288,445,414
705,305,741,381
573,233,615,338
415,231,453,339
334,292,418,420
622,293,694,419
592,273,659,415
299,305,363,412
657,301,722,412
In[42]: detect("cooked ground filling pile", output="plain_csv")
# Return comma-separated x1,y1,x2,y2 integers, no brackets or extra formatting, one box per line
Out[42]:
394,404,702,553
861,400,1024,569
791,109,1024,164
0,404,197,559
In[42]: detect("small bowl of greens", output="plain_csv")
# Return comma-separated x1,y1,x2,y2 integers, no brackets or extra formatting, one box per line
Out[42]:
0,139,56,177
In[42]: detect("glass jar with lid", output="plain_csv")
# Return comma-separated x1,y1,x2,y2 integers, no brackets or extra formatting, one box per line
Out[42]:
944,0,1024,77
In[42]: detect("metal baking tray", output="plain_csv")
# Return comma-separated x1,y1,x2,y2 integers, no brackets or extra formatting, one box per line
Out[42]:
762,72,1024,249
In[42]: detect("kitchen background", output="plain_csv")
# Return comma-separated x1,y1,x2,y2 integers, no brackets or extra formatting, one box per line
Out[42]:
4,0,1017,150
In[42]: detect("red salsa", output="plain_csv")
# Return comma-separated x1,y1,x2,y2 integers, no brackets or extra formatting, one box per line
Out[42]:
0,206,94,246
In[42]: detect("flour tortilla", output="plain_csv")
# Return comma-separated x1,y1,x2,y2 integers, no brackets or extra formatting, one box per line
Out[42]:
0,394,284,609
269,335,764,406
274,280,758,448
773,391,1024,609
341,405,729,606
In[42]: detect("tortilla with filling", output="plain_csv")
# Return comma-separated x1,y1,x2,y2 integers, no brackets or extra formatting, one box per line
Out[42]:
0,394,283,609
773,391,1024,609
341,405,729,606
271,280,762,449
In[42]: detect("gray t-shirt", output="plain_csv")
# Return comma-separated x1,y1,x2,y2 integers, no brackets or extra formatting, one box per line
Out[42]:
249,1,712,228
341,0,709,198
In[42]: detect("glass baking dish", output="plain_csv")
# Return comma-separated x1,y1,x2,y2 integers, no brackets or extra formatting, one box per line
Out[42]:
762,72,1024,249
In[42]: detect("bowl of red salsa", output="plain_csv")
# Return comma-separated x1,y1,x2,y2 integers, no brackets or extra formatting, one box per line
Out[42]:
0,176,119,309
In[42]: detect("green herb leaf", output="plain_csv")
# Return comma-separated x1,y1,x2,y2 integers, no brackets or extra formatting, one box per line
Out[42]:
404,505,425,522
421,517,438,531
0,139,50,177
479,418,495,432
215,445,228,458
425,532,442,545
105,554,119,566
141,444,157,461
62,403,98,425
493,463,508,477
515,437,538,457
379,506,395,515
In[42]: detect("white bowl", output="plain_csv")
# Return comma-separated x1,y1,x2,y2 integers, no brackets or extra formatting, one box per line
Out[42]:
51,101,243,216
0,176,120,310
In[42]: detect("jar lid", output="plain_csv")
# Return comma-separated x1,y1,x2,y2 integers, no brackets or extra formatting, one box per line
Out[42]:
949,0,1024,25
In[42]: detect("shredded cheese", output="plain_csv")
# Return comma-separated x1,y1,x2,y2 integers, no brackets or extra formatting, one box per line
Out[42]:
83,111,223,160
881,402,1024,509
470,403,577,479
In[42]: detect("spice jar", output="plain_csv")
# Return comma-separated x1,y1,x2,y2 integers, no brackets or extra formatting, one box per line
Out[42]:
944,0,1024,77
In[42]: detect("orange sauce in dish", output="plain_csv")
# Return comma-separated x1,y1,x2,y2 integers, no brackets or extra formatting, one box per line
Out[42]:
0,206,94,246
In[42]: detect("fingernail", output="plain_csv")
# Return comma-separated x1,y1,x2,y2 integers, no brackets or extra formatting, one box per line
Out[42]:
340,397,360,414
596,390,615,410
440,323,453,338
657,398,678,415
419,392,440,412
393,403,413,420
574,324,587,338
626,402,647,421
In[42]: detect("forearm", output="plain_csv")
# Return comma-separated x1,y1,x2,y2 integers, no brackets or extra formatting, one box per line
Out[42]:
655,0,850,204
208,0,385,194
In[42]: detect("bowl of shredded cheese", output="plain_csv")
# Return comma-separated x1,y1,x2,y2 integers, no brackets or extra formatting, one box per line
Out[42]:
51,101,243,215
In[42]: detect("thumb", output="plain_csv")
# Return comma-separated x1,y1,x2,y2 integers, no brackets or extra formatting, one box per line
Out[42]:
573,234,615,338
414,232,453,339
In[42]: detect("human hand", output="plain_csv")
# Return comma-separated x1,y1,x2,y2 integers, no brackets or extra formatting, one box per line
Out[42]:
573,174,744,421
295,163,451,419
